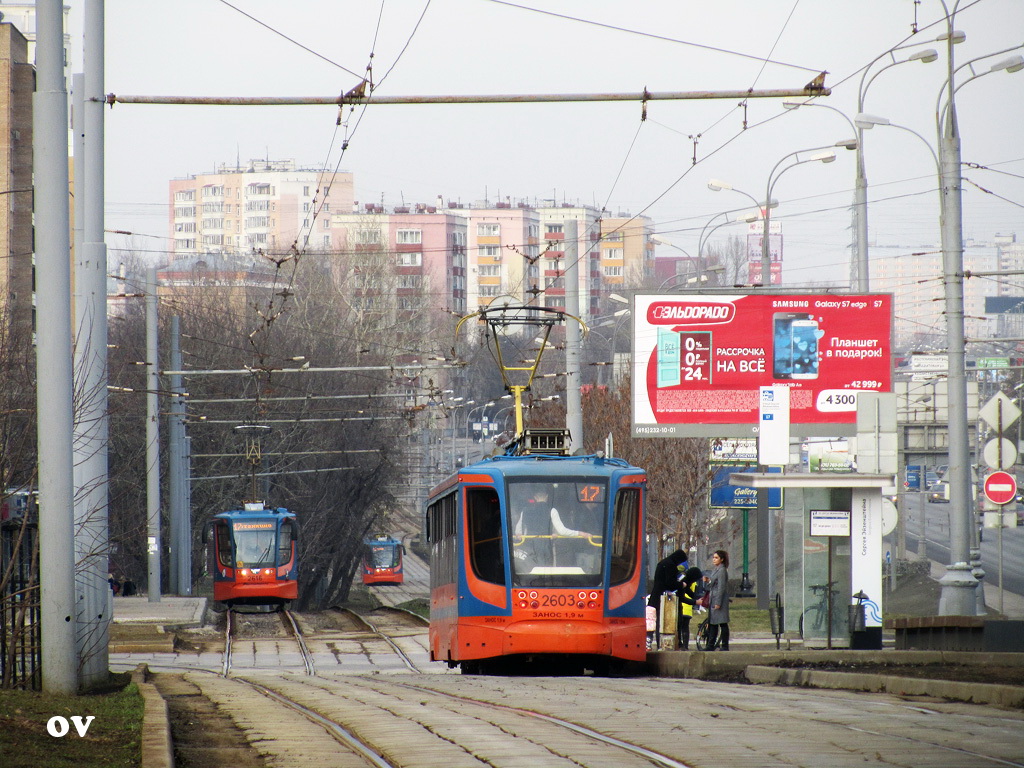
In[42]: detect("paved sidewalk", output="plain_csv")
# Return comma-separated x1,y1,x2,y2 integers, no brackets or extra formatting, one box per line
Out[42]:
112,595,207,627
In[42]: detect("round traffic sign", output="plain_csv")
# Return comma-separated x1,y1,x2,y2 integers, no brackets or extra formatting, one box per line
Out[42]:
983,471,1017,506
983,437,1018,470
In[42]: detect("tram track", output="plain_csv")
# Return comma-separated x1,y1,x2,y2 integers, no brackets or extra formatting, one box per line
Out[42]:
222,607,317,677
331,606,427,673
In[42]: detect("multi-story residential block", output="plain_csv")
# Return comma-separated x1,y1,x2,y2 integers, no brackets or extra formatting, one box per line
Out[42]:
0,20,32,324
535,204,603,319
869,243,1000,350
156,252,279,317
463,203,540,312
990,233,1024,338
329,204,468,318
168,160,354,259
0,2,71,85
599,214,655,288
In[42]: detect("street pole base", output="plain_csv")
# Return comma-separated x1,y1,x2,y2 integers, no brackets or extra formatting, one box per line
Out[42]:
937,562,978,616
736,572,755,598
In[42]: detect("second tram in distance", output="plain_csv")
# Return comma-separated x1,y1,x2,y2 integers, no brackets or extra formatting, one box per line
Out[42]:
426,438,647,674
361,533,406,585
211,503,298,606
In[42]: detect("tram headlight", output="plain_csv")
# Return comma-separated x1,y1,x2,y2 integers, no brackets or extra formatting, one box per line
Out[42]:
519,600,529,609
577,602,585,609
517,591,527,600
588,601,597,609
589,591,598,600
530,600,539,609
529,590,538,600
578,591,587,600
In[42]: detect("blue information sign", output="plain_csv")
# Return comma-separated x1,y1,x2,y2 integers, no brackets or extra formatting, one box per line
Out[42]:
709,464,783,509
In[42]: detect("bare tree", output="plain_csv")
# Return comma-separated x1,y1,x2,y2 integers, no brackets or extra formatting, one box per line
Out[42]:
705,234,749,286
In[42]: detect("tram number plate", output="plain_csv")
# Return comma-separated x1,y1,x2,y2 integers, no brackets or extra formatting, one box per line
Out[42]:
541,594,579,607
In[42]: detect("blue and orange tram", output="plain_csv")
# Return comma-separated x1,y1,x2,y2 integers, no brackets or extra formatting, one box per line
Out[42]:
361,534,405,585
426,442,647,674
211,503,298,606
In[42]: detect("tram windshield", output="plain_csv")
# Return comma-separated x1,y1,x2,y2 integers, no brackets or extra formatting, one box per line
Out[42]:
508,480,606,588
366,543,400,569
233,523,277,567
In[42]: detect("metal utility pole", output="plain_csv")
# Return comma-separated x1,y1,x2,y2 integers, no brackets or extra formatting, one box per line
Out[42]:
146,268,162,602
936,2,976,615
168,316,191,594
71,0,111,689
564,219,583,454
35,0,77,694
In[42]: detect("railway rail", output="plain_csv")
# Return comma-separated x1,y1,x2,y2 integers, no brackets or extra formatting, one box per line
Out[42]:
331,606,428,673
120,605,1024,767
152,670,1024,768
222,607,317,677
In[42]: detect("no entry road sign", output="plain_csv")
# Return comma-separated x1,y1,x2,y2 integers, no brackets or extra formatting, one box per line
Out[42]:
983,471,1018,506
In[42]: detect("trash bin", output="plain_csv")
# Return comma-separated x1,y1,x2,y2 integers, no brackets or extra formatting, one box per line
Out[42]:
849,591,881,649
768,593,784,649
848,603,865,632
769,604,784,635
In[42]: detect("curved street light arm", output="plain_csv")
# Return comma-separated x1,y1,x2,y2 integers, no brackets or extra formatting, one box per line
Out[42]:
936,43,1024,128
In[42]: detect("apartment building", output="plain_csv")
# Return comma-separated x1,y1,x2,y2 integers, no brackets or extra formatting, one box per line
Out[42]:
168,160,354,258
463,203,540,312
534,204,603,319
0,2,71,84
599,214,655,288
0,20,32,324
329,204,468,318
869,243,1001,350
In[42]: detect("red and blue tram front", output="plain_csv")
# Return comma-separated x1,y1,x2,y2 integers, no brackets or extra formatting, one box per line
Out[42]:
212,507,298,605
361,536,405,585
427,460,647,667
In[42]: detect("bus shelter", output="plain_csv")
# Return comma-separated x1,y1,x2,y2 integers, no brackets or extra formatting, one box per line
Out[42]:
729,472,895,649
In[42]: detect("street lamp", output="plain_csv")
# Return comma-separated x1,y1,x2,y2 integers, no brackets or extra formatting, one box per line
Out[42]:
934,22,1024,613
650,235,698,287
699,196,769,281
855,113,940,173
463,400,497,465
758,142,855,287
785,42,939,291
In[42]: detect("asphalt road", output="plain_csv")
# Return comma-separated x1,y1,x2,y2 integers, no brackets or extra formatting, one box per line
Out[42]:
899,494,1024,597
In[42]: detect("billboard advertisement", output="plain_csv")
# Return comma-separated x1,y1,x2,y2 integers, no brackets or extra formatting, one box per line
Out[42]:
632,293,893,437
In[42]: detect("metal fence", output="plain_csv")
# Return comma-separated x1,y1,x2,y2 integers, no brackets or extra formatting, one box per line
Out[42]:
1,517,41,690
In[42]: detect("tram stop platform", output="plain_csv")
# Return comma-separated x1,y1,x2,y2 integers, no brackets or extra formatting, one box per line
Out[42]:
111,595,208,653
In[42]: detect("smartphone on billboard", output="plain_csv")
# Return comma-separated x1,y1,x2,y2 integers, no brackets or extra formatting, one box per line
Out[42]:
773,312,819,380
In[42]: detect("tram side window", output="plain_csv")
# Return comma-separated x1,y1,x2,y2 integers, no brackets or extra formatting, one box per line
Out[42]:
609,488,639,585
215,523,232,568
467,487,504,584
278,520,294,565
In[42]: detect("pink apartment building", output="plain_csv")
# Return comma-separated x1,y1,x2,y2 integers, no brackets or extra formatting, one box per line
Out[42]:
168,160,354,259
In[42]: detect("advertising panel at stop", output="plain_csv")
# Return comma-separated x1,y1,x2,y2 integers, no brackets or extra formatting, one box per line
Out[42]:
631,293,893,438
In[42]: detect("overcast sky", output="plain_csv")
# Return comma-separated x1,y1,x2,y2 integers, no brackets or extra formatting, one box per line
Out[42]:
78,0,1024,287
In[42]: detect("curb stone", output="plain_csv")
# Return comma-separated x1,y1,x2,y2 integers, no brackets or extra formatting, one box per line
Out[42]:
744,664,1024,708
130,664,173,768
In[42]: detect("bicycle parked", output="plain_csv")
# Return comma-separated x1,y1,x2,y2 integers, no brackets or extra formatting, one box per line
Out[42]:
799,581,842,639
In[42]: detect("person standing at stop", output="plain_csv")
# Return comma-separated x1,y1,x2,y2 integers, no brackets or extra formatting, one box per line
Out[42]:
704,550,731,651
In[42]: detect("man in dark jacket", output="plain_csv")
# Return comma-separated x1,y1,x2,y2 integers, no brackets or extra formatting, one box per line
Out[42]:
648,548,689,606
647,549,688,647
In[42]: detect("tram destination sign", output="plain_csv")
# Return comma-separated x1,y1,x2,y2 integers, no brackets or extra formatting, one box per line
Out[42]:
631,293,893,438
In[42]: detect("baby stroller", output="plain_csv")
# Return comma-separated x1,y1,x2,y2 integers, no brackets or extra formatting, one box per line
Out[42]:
693,592,716,651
